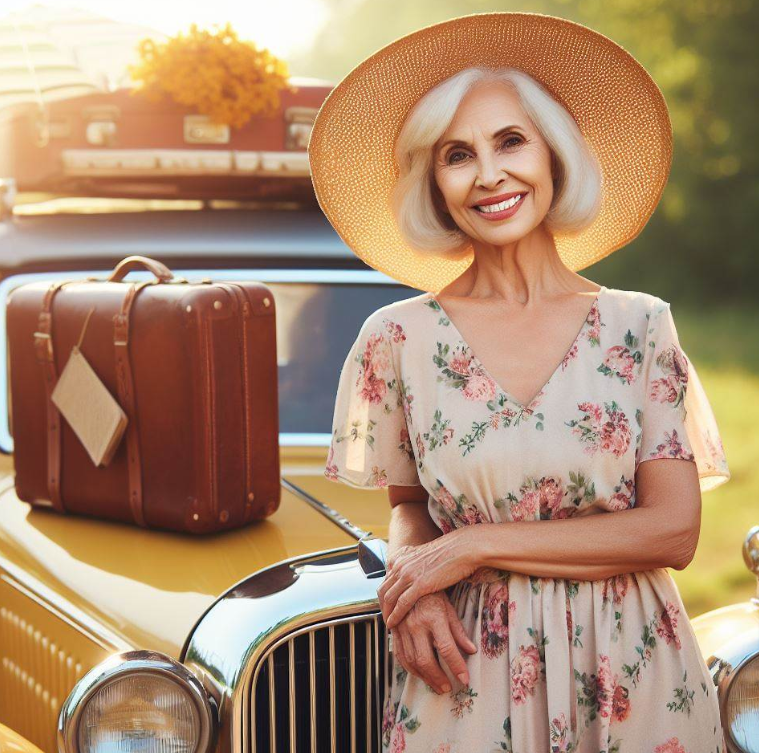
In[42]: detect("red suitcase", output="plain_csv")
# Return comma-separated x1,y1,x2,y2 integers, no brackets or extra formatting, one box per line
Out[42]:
6,255,281,533
0,82,331,201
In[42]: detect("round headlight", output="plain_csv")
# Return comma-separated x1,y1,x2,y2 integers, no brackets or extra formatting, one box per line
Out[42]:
58,650,215,753
725,655,759,753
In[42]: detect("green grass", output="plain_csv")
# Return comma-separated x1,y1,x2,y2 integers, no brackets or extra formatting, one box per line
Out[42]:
668,302,759,617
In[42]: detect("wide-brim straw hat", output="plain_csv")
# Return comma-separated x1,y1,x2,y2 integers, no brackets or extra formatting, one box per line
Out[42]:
307,12,673,293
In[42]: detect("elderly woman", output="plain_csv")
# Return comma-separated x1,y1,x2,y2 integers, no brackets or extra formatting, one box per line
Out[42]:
312,13,730,753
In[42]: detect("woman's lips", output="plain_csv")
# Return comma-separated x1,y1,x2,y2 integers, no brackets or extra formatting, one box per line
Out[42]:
471,192,526,221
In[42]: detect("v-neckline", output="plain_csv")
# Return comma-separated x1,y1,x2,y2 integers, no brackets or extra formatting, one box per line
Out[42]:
427,285,606,412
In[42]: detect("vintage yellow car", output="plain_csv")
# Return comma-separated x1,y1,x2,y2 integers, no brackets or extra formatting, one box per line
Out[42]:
0,197,756,753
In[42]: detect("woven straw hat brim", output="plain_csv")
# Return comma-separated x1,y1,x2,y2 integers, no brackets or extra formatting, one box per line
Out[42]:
307,12,673,293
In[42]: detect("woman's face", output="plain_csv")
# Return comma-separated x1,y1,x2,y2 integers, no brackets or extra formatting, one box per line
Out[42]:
432,81,554,247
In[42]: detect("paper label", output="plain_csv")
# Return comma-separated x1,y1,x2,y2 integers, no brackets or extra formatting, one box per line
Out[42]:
51,345,128,467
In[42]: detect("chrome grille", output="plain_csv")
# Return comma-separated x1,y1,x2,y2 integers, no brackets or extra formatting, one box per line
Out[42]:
245,612,388,753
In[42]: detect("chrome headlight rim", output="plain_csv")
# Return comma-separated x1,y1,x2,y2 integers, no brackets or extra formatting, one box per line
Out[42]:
711,631,759,753
723,655,759,753
57,649,215,753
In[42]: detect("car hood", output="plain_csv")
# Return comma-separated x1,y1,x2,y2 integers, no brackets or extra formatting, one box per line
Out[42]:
0,472,362,658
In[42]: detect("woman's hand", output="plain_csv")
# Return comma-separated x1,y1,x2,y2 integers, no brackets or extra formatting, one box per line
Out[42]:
379,528,476,630
386,591,477,692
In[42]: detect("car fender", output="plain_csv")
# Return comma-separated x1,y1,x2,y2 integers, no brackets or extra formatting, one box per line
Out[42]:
0,724,45,753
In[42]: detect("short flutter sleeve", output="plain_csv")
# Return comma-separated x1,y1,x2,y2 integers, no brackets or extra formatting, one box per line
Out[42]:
636,300,730,492
323,310,420,490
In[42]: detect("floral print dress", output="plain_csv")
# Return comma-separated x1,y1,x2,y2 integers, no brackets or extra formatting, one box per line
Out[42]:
324,286,730,753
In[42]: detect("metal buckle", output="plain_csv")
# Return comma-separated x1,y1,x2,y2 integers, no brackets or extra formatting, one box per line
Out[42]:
33,332,54,362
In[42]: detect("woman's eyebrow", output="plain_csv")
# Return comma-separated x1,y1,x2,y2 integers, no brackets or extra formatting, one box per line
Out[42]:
438,124,522,150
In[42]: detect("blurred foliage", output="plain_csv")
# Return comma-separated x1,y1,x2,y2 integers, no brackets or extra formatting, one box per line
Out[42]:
290,0,758,306
129,23,294,128
666,304,757,615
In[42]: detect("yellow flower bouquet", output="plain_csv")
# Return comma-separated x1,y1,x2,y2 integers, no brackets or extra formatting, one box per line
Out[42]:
128,23,295,128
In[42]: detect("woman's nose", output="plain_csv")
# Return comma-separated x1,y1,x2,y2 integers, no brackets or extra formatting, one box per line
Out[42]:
475,150,508,190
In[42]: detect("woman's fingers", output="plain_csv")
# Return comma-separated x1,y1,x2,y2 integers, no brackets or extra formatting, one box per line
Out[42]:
385,585,417,630
387,593,477,695
430,598,476,686
391,628,410,676
377,588,390,625
408,625,452,694
445,599,478,655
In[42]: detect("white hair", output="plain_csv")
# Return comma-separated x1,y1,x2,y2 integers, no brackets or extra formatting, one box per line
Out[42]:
391,66,603,256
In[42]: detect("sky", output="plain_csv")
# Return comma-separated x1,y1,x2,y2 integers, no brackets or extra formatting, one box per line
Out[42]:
2,0,331,58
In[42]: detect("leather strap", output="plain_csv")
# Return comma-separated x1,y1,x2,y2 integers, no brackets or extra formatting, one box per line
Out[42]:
113,280,154,527
33,280,75,512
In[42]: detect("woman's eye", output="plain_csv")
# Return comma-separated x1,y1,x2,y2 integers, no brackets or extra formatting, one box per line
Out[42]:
446,136,522,165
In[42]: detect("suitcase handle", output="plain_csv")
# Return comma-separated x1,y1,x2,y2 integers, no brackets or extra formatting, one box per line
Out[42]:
106,256,174,284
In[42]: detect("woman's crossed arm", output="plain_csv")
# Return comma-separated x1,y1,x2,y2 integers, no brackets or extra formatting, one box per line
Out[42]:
380,458,701,630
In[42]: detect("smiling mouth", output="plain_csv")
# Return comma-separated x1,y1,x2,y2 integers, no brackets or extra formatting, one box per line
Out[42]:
473,193,525,213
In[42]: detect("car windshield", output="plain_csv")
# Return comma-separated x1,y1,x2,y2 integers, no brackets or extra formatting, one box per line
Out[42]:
273,282,420,435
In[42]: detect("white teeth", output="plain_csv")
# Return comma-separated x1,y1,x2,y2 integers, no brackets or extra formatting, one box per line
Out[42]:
477,194,523,213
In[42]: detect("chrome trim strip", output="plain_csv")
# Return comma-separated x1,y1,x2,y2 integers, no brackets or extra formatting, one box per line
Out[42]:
267,653,276,753
349,621,356,753
374,611,382,744
57,649,216,753
309,630,317,753
0,555,131,653
182,542,387,753
0,267,401,453
329,624,337,753
278,432,333,447
281,477,372,541
365,621,372,752
288,640,296,753
61,149,312,178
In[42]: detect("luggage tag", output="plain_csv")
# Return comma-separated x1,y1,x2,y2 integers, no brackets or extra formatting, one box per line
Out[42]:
51,307,128,467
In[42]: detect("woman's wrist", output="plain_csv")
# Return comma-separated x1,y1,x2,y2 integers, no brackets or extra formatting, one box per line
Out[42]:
455,522,511,572
451,524,486,571
387,499,441,561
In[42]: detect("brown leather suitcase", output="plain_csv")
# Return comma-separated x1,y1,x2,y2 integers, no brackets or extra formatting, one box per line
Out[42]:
6,255,281,533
